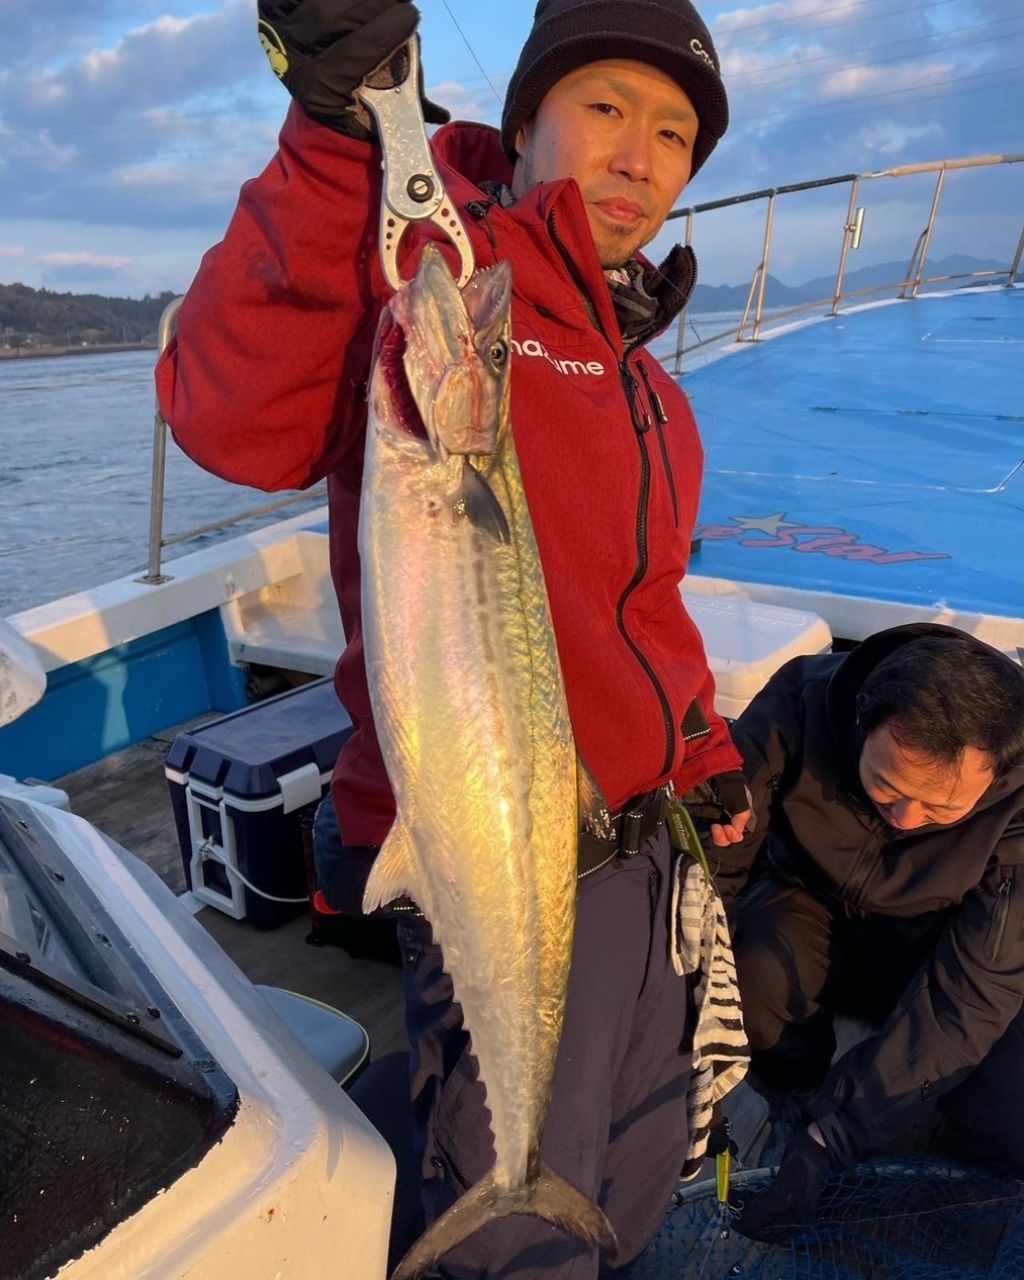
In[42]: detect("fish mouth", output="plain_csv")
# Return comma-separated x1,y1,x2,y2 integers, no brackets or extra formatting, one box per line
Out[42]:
378,311,428,440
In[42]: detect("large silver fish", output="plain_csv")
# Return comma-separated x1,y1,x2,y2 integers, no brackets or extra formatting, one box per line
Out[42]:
359,244,615,1280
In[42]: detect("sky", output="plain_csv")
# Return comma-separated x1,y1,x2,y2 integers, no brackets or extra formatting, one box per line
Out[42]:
2,0,1022,297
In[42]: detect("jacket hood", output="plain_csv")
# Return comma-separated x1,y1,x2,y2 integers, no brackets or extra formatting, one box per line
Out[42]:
826,623,1024,815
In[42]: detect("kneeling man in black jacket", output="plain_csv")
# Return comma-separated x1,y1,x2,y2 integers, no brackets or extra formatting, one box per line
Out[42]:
716,623,1024,1241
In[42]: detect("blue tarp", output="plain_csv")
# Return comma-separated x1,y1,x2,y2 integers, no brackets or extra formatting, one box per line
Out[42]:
683,288,1024,620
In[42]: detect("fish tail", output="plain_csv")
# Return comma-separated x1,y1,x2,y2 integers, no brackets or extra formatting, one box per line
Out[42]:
389,1164,616,1280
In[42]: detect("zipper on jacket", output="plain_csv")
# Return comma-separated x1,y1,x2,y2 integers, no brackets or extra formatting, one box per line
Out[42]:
548,211,677,776
638,358,679,527
986,875,1014,962
547,210,604,334
466,198,499,254
617,361,676,773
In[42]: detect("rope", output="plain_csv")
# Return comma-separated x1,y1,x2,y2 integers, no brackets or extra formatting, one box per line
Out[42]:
197,838,309,905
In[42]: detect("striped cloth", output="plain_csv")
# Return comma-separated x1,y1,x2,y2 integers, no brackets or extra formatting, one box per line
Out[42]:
670,854,750,1181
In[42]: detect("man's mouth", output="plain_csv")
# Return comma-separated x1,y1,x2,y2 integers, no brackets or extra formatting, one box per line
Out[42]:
593,198,646,227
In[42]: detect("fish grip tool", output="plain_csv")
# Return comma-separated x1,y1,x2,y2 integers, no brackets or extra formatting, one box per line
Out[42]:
356,38,474,291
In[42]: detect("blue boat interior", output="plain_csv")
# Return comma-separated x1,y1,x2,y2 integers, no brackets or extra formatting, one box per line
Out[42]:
684,287,1023,625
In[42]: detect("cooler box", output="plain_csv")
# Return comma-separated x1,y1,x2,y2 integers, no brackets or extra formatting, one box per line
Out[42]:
681,591,832,720
165,678,351,929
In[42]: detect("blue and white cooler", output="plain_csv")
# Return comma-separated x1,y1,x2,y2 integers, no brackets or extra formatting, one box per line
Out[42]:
165,678,351,929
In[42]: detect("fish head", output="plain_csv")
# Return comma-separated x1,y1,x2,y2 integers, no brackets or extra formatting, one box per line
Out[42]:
389,244,512,461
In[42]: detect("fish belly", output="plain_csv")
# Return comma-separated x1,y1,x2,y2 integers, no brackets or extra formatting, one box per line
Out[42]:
360,418,577,1189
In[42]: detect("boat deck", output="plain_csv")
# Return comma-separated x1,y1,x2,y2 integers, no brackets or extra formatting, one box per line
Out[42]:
55,725,777,1168
685,285,1024,646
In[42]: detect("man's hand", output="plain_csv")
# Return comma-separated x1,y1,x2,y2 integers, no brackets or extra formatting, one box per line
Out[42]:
257,0,450,137
680,770,753,847
732,1126,831,1243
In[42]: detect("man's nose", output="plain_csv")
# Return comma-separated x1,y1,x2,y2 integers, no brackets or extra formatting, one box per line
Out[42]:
611,128,653,181
889,798,926,829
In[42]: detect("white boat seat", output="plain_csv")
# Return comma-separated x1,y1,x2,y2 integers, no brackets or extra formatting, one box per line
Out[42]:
256,984,369,1086
218,527,833,718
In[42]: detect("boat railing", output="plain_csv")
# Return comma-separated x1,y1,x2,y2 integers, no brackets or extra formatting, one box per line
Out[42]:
139,299,327,584
142,154,1021,581
668,152,1024,374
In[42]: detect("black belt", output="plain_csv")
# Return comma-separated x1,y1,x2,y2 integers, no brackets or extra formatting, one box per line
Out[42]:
374,786,670,919
577,786,670,878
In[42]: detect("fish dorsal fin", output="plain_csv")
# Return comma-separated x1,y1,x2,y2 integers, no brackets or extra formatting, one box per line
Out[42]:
578,759,613,841
457,460,511,545
363,820,419,913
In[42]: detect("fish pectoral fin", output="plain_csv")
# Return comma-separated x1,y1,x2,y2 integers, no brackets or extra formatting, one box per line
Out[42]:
363,821,419,913
455,461,511,545
578,758,613,841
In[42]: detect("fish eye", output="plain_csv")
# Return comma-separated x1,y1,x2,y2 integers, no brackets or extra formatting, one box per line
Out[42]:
489,339,509,367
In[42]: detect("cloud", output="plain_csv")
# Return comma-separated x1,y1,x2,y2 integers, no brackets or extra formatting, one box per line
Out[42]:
716,0,860,41
859,121,943,157
428,78,505,128
39,252,133,269
698,0,1024,199
0,0,272,232
820,58,953,98
36,249,136,291
722,42,830,77
1,0,1022,293
0,245,27,258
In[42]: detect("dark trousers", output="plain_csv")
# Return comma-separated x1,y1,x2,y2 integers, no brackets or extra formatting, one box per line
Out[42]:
733,871,1024,1172
398,825,693,1279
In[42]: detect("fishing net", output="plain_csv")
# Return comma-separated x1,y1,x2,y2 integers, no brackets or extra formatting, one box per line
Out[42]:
625,1160,1024,1280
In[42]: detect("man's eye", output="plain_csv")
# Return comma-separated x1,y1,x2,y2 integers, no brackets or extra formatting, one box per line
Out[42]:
662,129,689,147
590,102,620,116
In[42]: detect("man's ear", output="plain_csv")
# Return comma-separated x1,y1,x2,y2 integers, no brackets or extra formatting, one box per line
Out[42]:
509,121,532,197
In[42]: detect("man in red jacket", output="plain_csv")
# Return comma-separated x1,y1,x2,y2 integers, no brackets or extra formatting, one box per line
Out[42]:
158,1,749,1274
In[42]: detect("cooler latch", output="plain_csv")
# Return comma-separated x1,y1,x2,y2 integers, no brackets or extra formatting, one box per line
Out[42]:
278,762,323,814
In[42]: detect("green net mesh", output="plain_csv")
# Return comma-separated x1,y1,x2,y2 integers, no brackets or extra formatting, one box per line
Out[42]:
625,1160,1024,1280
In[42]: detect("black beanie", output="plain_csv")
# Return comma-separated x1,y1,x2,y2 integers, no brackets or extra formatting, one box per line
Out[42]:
501,0,728,178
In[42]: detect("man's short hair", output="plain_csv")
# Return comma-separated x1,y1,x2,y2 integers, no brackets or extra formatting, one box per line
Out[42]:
856,634,1024,775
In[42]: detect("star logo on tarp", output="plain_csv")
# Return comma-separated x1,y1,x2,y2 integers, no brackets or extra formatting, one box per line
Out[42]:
731,513,797,536
692,512,951,566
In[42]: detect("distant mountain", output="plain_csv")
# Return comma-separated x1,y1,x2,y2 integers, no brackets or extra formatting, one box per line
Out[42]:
2,253,1006,345
688,254,1005,314
798,254,1006,299
689,274,809,314
0,283,176,351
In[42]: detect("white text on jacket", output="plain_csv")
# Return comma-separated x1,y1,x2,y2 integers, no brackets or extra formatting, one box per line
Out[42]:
510,337,606,378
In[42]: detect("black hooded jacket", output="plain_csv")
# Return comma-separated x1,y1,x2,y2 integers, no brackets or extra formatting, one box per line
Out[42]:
718,624,1024,1160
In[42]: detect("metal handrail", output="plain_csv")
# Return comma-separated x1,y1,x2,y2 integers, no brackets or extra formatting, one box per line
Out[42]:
140,154,1021,577
138,298,326,584
669,152,1024,373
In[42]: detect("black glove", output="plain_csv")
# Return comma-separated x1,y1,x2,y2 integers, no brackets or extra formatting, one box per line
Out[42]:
732,1128,831,1243
680,770,753,830
257,0,450,138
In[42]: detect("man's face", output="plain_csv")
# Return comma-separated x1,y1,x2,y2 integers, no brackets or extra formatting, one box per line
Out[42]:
511,59,698,269
858,723,995,830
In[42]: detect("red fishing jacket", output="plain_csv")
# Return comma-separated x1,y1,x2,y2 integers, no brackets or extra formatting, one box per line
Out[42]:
157,106,742,846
